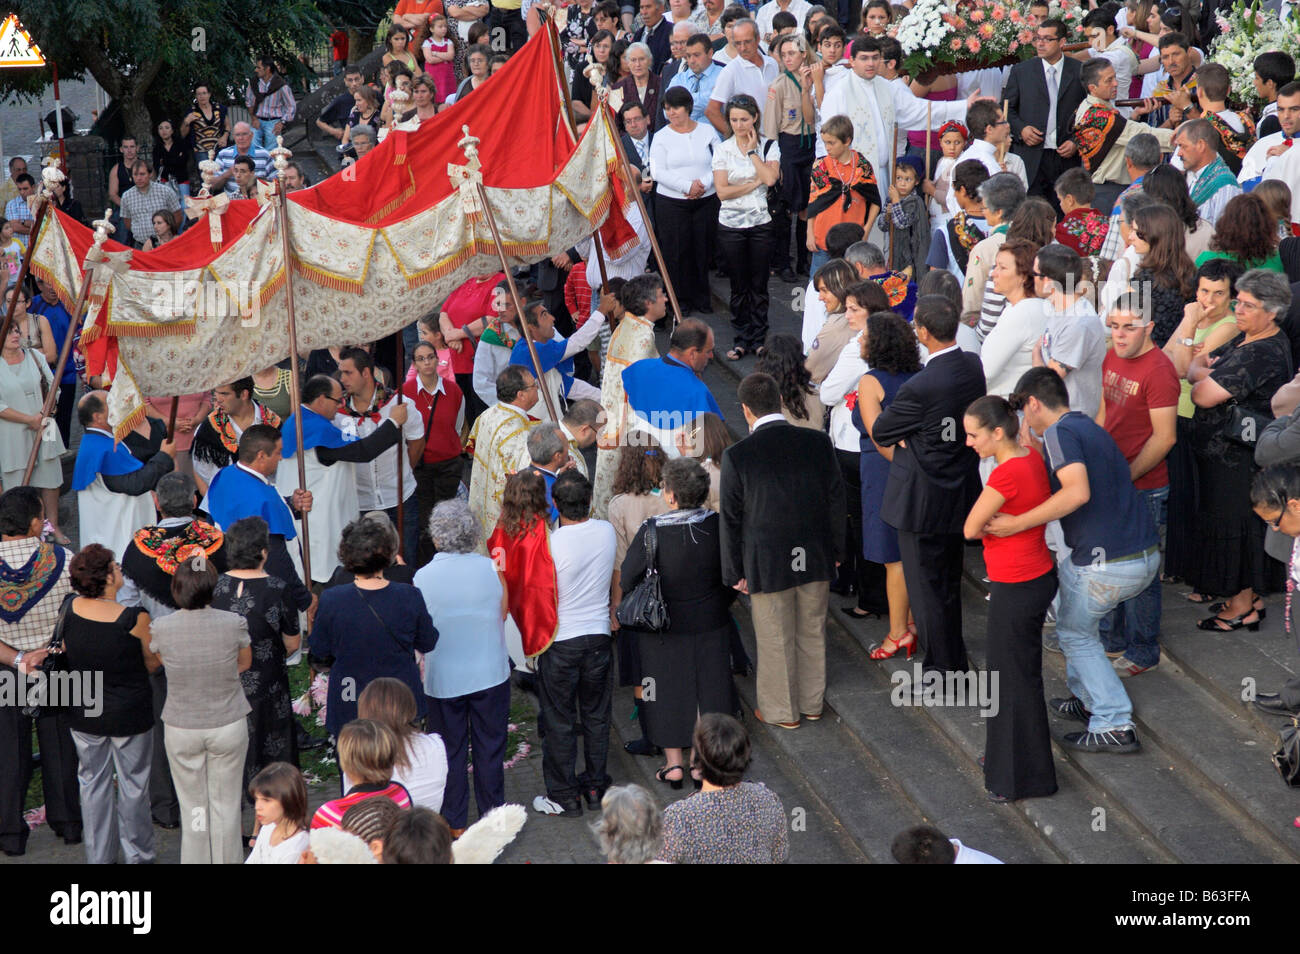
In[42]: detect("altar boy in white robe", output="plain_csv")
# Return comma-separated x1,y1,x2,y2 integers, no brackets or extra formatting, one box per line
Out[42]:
72,391,175,560
277,374,407,583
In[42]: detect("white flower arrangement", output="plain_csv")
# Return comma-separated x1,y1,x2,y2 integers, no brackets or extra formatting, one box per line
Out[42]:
896,0,953,57
1209,0,1300,109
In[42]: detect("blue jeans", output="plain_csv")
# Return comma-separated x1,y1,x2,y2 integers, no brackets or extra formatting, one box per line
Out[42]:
809,249,830,276
1099,486,1168,668
251,121,280,153
1056,548,1159,732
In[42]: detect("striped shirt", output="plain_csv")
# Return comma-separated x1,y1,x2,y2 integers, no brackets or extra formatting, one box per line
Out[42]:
120,183,181,244
310,782,411,829
245,77,297,124
216,146,273,196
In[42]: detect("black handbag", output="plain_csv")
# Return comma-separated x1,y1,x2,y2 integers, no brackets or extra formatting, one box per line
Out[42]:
615,521,670,632
1225,403,1271,446
1272,717,1300,786
20,593,75,720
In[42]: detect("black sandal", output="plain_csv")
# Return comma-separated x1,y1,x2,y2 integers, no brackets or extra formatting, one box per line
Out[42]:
1184,591,1216,604
726,346,748,361
1197,610,1263,632
655,765,685,790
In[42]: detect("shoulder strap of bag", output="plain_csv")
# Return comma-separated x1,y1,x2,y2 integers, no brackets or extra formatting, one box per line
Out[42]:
48,591,75,650
354,584,407,653
643,520,658,574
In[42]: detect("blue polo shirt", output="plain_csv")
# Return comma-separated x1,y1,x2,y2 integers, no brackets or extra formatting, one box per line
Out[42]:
1042,411,1157,567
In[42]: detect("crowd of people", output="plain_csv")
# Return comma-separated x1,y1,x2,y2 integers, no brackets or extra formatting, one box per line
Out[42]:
5,0,1300,864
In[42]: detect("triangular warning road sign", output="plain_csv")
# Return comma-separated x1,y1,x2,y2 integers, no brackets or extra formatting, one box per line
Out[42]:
0,14,44,68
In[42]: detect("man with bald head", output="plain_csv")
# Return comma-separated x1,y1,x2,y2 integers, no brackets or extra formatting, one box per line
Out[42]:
661,21,695,86
72,390,176,560
213,121,273,197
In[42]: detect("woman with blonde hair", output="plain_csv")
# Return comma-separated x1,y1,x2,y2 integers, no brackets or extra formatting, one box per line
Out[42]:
356,677,447,814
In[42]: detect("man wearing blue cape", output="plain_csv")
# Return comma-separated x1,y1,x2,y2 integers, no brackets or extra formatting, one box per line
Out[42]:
274,374,406,583
202,423,314,614
72,391,176,560
621,318,722,455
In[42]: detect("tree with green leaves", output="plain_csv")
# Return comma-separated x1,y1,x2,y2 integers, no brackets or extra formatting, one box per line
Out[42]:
0,0,380,146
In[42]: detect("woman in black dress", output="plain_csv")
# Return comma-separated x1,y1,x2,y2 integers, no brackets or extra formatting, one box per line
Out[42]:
620,457,736,790
209,516,301,788
1187,269,1294,630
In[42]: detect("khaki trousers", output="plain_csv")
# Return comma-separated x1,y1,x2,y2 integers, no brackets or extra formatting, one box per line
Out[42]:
749,581,829,724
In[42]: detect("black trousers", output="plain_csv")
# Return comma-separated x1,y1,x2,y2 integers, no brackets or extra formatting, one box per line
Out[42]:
717,222,775,352
984,569,1059,799
149,668,179,825
771,133,815,273
55,379,76,449
655,194,717,313
0,665,81,853
836,448,887,613
414,455,465,565
455,372,488,430
536,633,613,806
1026,149,1081,218
897,529,969,674
425,679,510,830
489,5,528,52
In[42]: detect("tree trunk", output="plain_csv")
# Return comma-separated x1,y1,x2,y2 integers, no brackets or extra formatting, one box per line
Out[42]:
119,93,155,150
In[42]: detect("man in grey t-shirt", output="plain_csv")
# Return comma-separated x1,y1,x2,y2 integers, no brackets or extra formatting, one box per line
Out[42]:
1033,244,1107,417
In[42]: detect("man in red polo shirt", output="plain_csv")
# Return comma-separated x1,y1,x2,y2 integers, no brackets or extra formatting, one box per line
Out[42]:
404,341,467,564
1097,292,1179,678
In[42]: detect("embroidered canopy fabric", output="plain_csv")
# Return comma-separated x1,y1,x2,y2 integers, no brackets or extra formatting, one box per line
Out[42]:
31,28,635,434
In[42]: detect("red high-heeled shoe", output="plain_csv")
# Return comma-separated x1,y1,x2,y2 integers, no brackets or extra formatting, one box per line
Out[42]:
870,632,916,660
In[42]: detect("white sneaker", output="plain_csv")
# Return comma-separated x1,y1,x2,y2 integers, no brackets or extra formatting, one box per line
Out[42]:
532,795,565,815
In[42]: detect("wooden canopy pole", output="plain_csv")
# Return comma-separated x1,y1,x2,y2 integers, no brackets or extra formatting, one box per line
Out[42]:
475,181,560,423
602,101,684,327
0,195,49,346
21,208,111,484
272,140,312,586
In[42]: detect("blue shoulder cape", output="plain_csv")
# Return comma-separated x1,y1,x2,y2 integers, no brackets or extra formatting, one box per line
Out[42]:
622,355,724,431
510,338,575,399
280,407,354,459
205,465,297,539
72,430,144,492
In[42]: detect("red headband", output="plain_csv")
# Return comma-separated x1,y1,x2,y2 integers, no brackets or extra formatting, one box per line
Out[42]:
938,121,969,140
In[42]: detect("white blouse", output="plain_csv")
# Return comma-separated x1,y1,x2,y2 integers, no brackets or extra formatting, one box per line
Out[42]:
711,135,781,230
649,123,721,201
244,825,310,864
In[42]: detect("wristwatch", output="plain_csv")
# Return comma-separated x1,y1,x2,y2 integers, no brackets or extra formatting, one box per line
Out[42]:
746,149,758,158
1179,337,1195,347
12,651,23,669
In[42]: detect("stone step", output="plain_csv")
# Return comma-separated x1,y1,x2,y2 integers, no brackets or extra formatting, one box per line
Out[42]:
825,606,1171,864
956,573,1294,863
731,601,1065,864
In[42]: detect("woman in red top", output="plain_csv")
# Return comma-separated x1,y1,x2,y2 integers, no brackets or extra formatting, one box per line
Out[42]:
963,395,1058,804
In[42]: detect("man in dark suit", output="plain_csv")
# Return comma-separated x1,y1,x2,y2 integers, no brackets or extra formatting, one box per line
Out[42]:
620,101,656,227
1003,17,1085,212
635,0,674,72
660,21,693,88
721,373,845,729
873,296,986,677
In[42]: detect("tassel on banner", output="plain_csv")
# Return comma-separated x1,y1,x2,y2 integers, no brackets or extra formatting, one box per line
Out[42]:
257,268,287,308
29,262,76,313
292,258,366,294
111,404,147,441
105,319,197,339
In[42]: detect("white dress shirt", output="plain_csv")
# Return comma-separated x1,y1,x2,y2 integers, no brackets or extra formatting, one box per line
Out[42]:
335,389,425,510
1185,161,1242,227
749,412,787,431
755,0,811,36
946,139,1028,215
